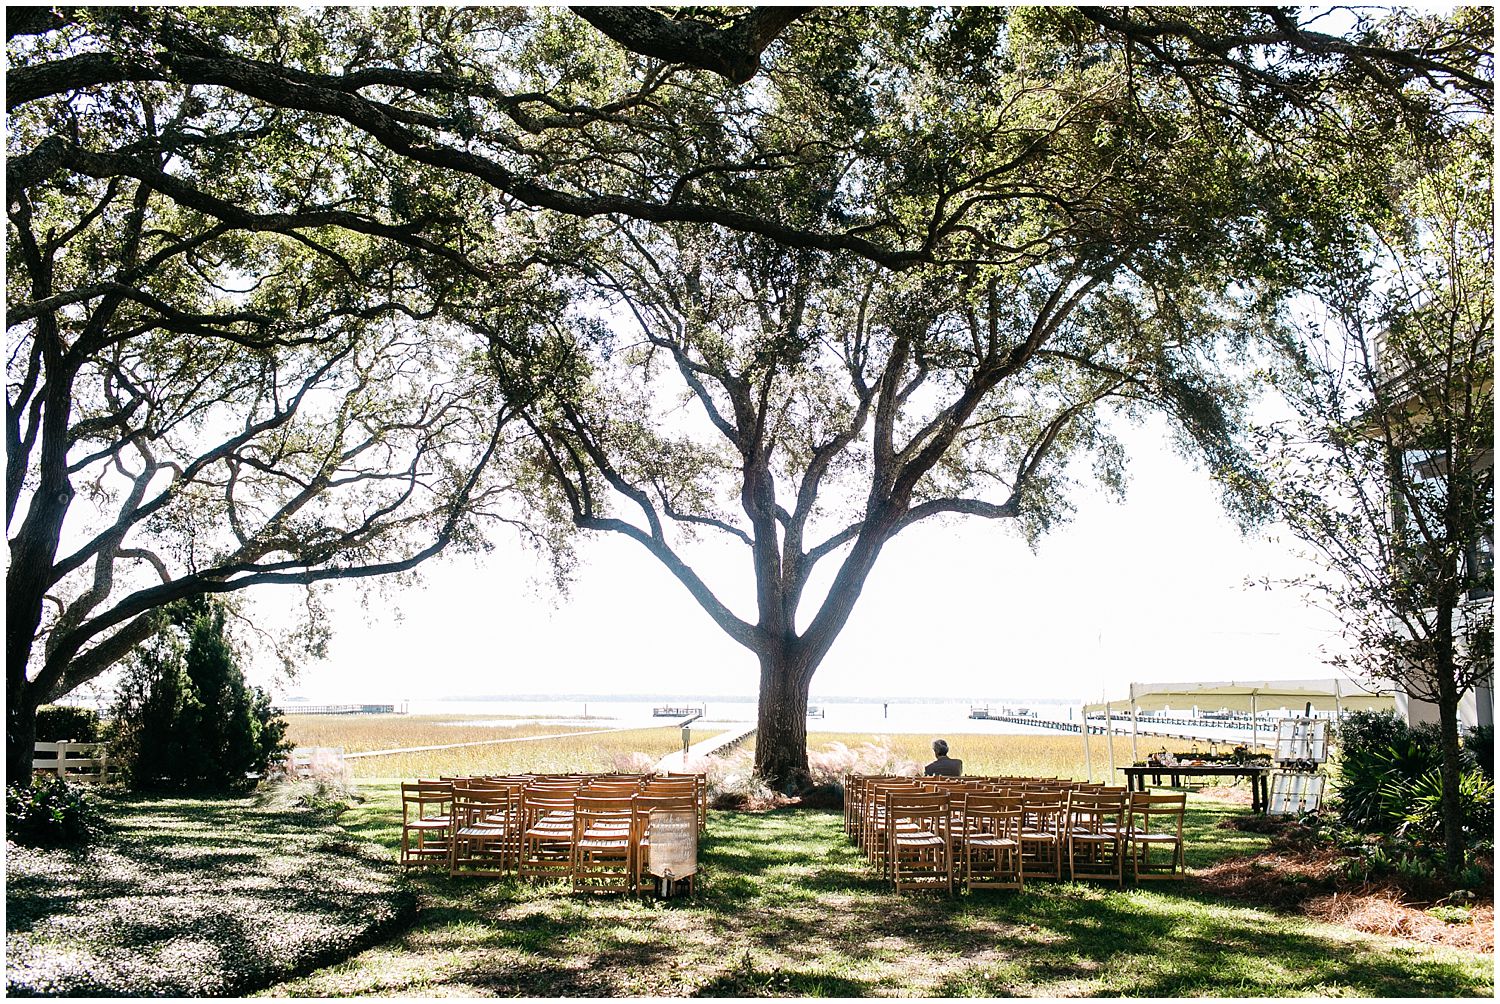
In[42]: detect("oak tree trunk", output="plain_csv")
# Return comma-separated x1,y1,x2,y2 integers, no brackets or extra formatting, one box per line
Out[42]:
7,678,41,788
754,651,813,791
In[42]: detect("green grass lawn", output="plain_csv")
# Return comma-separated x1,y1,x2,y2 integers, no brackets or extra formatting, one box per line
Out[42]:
6,789,414,997
253,780,1492,998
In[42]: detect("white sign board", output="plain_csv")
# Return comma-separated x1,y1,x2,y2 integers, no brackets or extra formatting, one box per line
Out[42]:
1274,718,1329,764
647,809,698,880
1268,772,1326,816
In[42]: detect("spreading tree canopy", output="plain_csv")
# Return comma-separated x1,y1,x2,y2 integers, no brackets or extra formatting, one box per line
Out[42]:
499,7,1488,785
7,7,1491,787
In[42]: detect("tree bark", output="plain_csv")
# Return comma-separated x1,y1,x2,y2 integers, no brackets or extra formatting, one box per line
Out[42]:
7,676,41,788
754,650,813,791
1434,599,1467,873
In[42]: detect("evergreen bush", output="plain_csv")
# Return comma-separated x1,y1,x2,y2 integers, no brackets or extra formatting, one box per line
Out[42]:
1465,723,1493,780
108,598,290,793
5,775,106,846
33,705,103,743
1333,708,1494,851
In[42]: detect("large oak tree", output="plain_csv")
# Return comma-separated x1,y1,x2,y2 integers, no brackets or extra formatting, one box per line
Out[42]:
508,6,1452,785
7,7,1489,786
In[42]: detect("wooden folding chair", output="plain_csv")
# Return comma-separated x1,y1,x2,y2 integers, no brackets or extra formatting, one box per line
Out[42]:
1127,792,1186,882
449,781,521,877
632,793,699,894
886,791,953,894
571,795,636,893
960,793,1024,892
659,771,708,833
400,781,453,871
1067,791,1127,887
518,790,578,883
1018,790,1064,881
865,780,922,875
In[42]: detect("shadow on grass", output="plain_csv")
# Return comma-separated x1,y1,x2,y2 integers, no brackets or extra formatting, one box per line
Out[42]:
266,799,1490,998
6,791,415,998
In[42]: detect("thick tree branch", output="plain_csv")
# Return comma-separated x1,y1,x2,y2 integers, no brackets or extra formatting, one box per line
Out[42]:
570,7,814,84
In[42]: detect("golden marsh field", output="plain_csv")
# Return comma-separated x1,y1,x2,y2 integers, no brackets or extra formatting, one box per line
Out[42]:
805,730,1273,782
284,714,724,778
278,713,1251,784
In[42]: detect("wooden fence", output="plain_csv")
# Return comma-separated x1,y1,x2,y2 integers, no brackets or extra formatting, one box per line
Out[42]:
32,741,112,783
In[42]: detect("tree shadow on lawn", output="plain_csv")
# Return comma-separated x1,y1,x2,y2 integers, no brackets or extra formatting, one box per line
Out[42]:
310,802,1488,997
6,792,414,998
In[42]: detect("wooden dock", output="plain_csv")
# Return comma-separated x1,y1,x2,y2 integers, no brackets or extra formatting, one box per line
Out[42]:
655,724,756,772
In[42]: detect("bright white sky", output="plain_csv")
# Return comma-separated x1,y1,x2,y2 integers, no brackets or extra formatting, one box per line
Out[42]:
260,411,1350,707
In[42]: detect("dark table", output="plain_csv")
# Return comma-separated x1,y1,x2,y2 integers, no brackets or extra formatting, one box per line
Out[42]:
1122,764,1273,813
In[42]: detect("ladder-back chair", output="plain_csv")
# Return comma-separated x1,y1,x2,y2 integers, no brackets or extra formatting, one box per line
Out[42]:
886,790,953,894
1066,791,1127,887
1127,792,1187,881
571,795,637,893
959,793,1024,892
1018,790,1065,881
864,779,923,874
518,790,578,882
400,781,453,871
449,781,521,877
632,793,699,894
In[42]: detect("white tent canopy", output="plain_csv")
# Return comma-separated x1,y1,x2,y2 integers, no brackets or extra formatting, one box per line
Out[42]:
1083,677,1396,716
1078,678,1396,782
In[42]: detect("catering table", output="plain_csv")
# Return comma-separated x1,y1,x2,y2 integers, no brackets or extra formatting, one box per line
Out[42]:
1122,764,1273,813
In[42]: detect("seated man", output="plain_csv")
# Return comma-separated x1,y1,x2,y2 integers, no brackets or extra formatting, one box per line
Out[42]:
923,738,962,777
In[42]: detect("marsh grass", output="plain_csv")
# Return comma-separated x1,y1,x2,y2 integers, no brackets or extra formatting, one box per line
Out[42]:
260,784,1492,998
284,717,722,778
283,714,600,753
807,732,1262,789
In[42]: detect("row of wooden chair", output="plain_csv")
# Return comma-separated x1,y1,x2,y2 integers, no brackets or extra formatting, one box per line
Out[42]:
401,772,707,894
845,774,1186,892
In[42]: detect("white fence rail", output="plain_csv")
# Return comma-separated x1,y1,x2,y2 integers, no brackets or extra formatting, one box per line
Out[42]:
287,746,348,779
32,741,112,783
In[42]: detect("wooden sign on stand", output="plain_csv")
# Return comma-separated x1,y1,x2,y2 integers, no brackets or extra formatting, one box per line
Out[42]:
647,809,698,897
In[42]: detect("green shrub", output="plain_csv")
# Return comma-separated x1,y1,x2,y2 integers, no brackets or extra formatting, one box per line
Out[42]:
1465,723,1493,780
1333,710,1416,830
108,598,290,794
33,705,103,743
1334,710,1494,848
5,776,106,847
1334,708,1409,757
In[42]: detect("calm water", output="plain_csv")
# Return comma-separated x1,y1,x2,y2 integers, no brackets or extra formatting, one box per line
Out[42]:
320,697,1277,744
390,698,1083,735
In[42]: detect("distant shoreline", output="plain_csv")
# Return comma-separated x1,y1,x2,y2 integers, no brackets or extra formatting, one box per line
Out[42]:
281,694,1085,706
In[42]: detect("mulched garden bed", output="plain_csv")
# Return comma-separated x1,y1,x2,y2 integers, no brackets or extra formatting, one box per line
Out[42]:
1194,815,1493,954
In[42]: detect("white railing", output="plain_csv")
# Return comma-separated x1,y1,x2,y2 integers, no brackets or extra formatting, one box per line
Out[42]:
287,746,348,778
32,741,112,783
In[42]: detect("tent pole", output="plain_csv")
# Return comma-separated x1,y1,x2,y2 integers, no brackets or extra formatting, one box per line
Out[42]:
1130,702,1139,765
1106,701,1116,780
1251,693,1258,752
1082,706,1092,782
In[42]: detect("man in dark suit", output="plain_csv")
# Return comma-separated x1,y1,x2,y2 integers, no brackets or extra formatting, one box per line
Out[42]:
924,738,962,777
